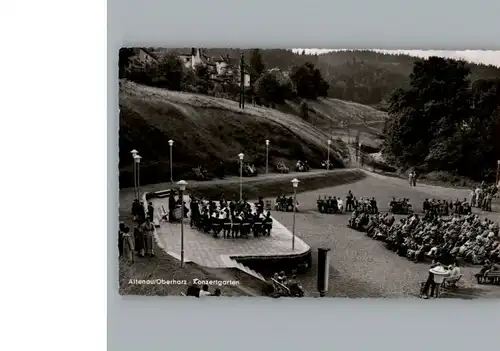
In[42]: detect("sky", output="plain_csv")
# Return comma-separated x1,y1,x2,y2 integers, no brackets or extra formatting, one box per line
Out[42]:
291,49,500,67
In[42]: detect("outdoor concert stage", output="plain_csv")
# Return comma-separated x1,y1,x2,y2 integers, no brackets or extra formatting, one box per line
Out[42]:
145,190,312,281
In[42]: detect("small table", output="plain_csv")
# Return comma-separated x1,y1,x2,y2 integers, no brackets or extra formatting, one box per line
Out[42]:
430,266,450,298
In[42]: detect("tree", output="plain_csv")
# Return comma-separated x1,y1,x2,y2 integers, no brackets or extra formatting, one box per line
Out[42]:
254,70,294,105
249,49,265,83
255,72,282,104
290,62,329,99
126,58,157,86
153,55,185,91
382,56,500,179
119,48,135,79
125,54,185,91
193,64,214,94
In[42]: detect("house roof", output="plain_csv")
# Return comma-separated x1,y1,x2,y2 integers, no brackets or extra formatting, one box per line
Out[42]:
137,48,159,61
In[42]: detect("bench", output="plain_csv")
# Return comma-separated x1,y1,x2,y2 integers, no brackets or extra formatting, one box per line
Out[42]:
271,278,291,296
475,270,500,284
442,274,463,289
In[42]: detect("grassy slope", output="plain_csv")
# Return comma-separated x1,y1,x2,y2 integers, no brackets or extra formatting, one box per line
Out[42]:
283,98,386,147
119,80,387,187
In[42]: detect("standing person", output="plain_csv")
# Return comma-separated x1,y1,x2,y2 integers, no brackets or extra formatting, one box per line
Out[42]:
131,199,140,221
413,171,417,186
141,217,155,257
337,197,344,213
346,190,353,212
134,223,145,257
421,260,441,299
147,202,154,222
137,201,146,223
469,189,476,207
190,196,199,228
168,192,176,222
122,226,134,263
409,172,414,186
118,222,125,258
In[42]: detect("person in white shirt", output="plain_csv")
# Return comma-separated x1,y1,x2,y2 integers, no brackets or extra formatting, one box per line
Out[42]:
337,198,344,212
198,284,211,297
448,262,461,278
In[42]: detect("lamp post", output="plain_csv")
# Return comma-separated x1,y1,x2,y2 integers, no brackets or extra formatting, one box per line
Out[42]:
317,248,331,297
177,180,188,268
359,142,363,168
265,139,270,175
327,139,331,171
291,178,299,251
168,140,174,183
130,149,138,199
238,153,244,201
134,155,142,199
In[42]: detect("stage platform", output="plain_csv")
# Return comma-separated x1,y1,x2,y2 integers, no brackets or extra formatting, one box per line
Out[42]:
146,191,311,279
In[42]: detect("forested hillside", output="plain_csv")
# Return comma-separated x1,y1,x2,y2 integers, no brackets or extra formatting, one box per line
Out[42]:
155,48,500,106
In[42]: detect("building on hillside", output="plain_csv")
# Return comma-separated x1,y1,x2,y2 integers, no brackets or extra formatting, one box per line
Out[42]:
177,48,251,87
178,48,217,71
129,48,159,65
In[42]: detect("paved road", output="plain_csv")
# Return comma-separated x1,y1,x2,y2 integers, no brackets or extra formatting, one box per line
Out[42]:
269,170,500,298
118,166,499,298
119,168,339,208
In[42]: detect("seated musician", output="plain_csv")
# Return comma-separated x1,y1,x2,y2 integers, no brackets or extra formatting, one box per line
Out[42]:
240,211,252,237
190,197,200,227
256,196,264,211
210,210,222,236
202,209,211,233
275,196,282,210
208,200,216,213
263,211,273,236
232,211,242,237
229,200,236,213
253,210,265,236
221,209,232,238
